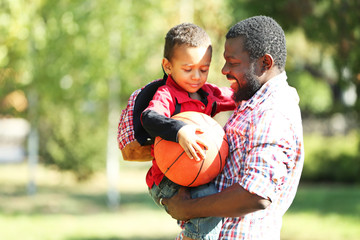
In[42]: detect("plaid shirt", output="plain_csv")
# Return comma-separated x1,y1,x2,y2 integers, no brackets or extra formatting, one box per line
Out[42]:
118,88,141,150
213,71,304,239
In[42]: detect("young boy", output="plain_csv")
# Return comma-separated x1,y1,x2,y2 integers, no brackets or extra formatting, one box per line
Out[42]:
141,23,235,240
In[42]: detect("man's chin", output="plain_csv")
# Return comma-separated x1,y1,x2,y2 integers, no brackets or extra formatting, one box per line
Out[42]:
233,89,252,102
232,92,242,102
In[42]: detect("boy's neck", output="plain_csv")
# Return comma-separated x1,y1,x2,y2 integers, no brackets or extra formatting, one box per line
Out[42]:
189,92,202,101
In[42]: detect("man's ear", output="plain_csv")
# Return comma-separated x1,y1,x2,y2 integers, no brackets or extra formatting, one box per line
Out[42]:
261,54,274,72
162,58,172,75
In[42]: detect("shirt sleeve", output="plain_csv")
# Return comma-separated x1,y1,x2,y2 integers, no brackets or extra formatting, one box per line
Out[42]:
143,86,175,117
205,83,236,114
239,109,298,201
141,110,186,142
141,87,186,142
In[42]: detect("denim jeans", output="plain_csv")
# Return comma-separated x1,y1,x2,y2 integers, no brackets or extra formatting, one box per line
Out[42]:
149,177,222,240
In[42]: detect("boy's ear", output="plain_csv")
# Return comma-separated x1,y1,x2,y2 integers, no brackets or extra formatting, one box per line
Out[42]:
162,58,172,75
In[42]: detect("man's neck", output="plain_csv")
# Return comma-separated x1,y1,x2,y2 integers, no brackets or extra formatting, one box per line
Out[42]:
259,67,282,85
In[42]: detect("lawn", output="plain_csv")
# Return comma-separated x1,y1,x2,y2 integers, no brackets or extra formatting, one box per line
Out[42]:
0,162,359,240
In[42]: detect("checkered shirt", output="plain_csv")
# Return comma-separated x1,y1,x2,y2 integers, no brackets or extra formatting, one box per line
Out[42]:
176,72,304,240
214,71,304,239
117,79,163,149
117,88,141,149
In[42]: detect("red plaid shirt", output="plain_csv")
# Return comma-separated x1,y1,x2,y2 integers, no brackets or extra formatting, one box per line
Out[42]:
118,88,141,150
177,72,304,239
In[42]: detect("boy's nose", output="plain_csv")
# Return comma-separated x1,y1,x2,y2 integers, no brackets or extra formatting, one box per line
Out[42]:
193,70,201,79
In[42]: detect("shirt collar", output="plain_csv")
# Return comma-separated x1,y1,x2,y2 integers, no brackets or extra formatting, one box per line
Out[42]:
237,71,288,111
166,75,209,103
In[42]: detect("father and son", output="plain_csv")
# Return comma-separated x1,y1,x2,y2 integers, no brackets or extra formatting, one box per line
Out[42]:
133,15,304,240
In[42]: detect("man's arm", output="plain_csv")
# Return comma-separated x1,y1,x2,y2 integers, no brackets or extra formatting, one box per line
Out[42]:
162,183,271,221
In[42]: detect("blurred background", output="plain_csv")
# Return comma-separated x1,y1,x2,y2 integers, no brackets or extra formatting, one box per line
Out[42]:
0,0,359,239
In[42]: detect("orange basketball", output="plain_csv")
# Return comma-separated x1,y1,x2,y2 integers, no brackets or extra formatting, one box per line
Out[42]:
154,111,228,187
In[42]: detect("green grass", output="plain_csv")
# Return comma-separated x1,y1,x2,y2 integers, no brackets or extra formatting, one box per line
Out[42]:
0,162,359,240
281,184,360,240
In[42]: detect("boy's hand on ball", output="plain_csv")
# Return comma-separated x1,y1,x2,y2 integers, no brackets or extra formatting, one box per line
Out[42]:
155,112,228,186
178,125,208,161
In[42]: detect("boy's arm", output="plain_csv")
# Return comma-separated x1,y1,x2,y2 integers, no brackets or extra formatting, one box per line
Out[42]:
142,87,207,160
141,109,186,142
141,86,185,142
141,109,207,161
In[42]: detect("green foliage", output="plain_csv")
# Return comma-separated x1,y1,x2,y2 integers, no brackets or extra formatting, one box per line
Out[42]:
301,0,360,112
39,105,107,181
302,132,360,183
287,71,333,114
1,0,359,180
229,0,360,116
0,0,232,180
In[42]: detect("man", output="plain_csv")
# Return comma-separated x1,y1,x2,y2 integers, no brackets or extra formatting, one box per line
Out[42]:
162,16,304,240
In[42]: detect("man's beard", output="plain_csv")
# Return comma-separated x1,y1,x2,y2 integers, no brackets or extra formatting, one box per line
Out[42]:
232,65,262,102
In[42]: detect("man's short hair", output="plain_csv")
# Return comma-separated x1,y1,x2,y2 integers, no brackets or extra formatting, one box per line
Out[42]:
226,16,287,70
164,23,211,60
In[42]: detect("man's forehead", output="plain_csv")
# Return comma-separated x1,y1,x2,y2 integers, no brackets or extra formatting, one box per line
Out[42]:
224,37,246,58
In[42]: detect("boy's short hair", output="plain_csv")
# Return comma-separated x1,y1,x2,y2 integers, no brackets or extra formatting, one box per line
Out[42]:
226,16,287,70
164,23,212,60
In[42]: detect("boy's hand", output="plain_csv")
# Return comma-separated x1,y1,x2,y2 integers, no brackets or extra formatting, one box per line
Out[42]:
177,125,208,161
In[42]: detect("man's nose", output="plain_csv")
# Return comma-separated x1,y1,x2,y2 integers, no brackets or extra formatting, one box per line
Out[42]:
221,63,229,75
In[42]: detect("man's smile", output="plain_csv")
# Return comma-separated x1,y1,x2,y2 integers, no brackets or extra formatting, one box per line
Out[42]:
226,74,239,90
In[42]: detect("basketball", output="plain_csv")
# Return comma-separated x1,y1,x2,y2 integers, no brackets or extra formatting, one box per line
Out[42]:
154,111,228,187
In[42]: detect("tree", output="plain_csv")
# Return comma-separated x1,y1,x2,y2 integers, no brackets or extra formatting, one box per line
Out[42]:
228,0,360,117
1,0,232,180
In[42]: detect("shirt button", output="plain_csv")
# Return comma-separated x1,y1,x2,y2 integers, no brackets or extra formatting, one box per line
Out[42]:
201,106,205,110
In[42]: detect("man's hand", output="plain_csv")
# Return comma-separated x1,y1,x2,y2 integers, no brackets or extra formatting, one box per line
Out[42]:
162,187,192,221
177,125,208,161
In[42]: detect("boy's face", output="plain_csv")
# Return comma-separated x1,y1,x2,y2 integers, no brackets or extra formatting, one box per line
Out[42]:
163,44,212,93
